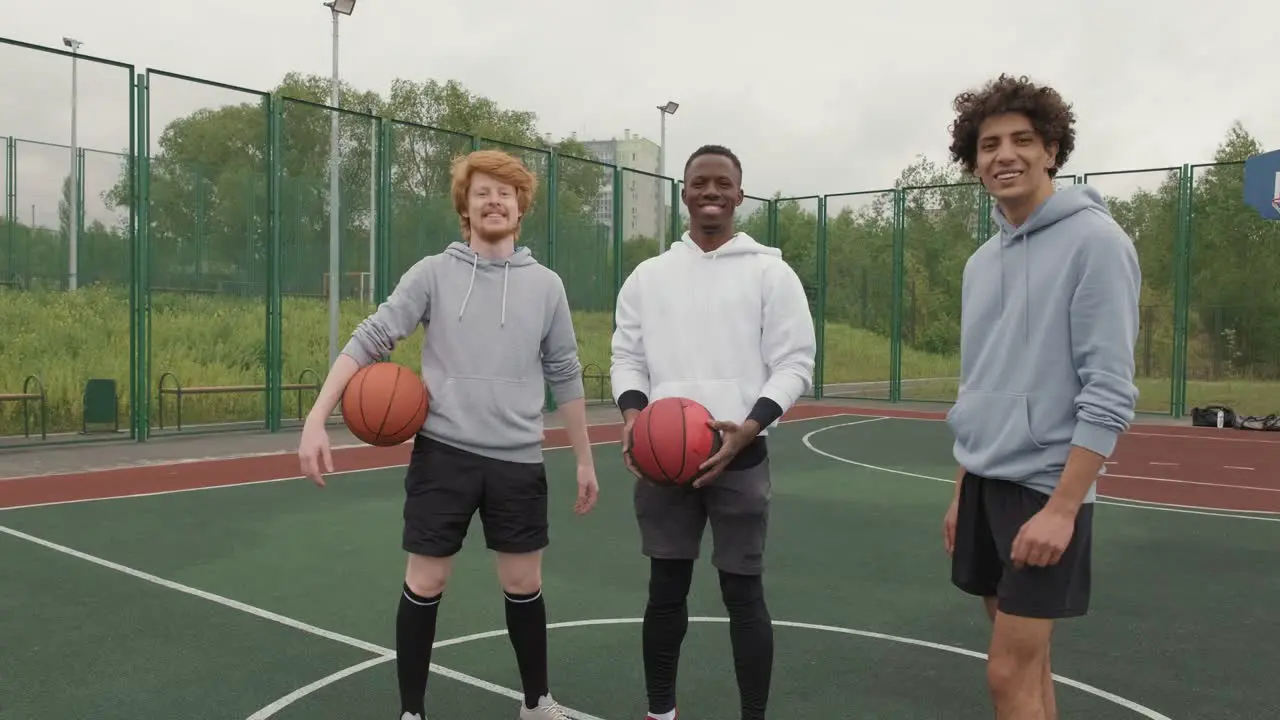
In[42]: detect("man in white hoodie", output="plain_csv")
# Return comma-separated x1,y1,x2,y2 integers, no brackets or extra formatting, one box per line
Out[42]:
610,145,817,720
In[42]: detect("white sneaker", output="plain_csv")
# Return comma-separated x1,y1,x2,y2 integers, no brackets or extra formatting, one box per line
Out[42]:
519,694,571,719
401,713,423,720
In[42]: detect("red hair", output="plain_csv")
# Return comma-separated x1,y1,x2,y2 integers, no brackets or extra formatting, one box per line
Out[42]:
450,150,537,240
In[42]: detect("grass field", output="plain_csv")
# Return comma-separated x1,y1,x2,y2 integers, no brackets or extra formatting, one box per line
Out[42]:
2,285,1278,437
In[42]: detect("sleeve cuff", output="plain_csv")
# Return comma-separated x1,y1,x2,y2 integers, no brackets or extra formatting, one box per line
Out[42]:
617,389,649,414
1072,420,1119,458
746,397,784,429
550,378,585,405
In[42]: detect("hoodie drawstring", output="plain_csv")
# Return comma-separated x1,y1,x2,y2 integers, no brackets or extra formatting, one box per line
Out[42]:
458,253,478,321
456,252,510,327
501,260,509,327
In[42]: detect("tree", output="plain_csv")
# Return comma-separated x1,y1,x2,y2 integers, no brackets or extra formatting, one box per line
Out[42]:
102,71,607,298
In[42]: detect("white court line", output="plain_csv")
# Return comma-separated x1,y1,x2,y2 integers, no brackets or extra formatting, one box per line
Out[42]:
1225,466,1256,471
0,524,607,720
847,411,1280,445
802,418,1280,522
1106,472,1280,494
251,617,1173,720
0,412,850,513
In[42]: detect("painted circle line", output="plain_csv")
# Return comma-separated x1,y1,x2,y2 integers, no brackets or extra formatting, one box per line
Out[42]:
249,616,1172,720
805,417,1280,521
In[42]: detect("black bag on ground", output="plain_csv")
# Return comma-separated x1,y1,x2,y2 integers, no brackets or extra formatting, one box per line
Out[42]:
1191,405,1237,428
1190,405,1279,431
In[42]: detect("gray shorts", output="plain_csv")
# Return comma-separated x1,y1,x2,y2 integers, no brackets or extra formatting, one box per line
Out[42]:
633,458,772,575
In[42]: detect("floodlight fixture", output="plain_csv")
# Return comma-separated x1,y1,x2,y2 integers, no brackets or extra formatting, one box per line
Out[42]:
325,0,356,15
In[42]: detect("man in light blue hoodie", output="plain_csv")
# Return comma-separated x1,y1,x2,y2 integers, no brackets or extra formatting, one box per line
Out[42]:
297,150,598,720
941,75,1141,719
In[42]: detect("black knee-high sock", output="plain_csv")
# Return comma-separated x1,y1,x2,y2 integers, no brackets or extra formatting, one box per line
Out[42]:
643,558,694,714
719,570,773,720
505,588,549,708
397,583,442,716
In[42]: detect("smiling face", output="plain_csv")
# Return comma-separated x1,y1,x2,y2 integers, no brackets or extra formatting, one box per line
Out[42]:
974,111,1058,223
465,171,521,245
682,152,744,247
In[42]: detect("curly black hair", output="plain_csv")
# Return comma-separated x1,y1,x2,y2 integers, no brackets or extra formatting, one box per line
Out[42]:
948,74,1076,178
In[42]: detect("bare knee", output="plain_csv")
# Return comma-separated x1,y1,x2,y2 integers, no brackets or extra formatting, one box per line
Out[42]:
405,553,452,598
496,550,543,595
987,612,1053,712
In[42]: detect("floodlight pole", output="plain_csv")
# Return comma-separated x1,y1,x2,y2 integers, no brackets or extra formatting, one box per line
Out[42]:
65,37,82,291
326,3,342,368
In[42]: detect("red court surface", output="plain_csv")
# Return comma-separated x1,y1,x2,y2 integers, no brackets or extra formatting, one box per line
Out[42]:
848,405,1280,513
1,403,1276,515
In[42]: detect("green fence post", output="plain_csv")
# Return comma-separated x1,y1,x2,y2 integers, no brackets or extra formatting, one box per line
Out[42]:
266,92,284,432
544,149,559,413
669,181,680,246
889,188,905,403
814,195,827,400
611,164,624,328
376,118,392,304
135,71,152,441
125,75,137,440
1172,163,1194,418
767,198,778,248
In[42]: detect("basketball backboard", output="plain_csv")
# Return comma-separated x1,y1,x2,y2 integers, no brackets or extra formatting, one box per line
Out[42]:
1243,149,1280,221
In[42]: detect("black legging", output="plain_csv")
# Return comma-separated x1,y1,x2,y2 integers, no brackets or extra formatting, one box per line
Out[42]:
643,558,773,719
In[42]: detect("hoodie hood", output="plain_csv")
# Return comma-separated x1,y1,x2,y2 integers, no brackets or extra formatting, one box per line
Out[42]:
675,231,781,259
443,241,539,326
992,183,1110,244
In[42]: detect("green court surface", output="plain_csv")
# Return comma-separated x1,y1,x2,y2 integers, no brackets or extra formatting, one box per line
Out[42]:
4,414,1278,718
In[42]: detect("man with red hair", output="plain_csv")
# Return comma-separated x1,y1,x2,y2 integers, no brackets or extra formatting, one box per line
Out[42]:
297,150,598,720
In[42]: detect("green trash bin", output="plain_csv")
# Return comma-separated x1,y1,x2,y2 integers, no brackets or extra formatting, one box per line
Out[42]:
82,378,119,434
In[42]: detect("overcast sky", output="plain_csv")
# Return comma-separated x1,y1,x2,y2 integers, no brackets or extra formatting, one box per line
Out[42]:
3,0,1274,228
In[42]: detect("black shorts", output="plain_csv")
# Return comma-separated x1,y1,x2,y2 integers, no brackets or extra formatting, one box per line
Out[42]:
951,472,1093,619
633,458,772,576
402,434,549,557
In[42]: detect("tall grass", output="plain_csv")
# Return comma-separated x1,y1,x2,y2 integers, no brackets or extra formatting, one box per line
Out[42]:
3,285,1276,438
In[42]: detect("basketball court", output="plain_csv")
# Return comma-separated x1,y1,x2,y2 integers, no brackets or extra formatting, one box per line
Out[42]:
3,404,1278,719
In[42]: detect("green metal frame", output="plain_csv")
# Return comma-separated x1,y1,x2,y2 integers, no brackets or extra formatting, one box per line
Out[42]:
7,34,1267,447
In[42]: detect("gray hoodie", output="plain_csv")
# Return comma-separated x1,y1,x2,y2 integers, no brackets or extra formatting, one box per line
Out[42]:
946,184,1141,501
341,241,584,463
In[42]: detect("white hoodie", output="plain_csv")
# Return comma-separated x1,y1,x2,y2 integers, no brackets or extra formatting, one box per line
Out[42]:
610,232,817,432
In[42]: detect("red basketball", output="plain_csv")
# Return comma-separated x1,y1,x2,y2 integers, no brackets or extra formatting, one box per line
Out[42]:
341,362,429,447
627,397,723,485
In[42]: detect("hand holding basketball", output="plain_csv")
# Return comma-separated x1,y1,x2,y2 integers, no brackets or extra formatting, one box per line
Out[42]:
694,419,759,487
620,414,643,479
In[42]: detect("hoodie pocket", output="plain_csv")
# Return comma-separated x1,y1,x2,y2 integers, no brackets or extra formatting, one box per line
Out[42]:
427,375,545,447
947,390,1047,459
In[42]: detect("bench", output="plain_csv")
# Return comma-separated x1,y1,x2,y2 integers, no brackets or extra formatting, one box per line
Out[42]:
0,375,47,440
157,369,321,430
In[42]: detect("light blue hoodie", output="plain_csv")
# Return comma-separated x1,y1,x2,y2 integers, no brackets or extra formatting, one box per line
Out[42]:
341,242,584,463
946,184,1142,501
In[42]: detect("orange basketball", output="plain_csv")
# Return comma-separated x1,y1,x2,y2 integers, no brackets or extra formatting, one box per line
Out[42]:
341,362,429,447
627,396,722,485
